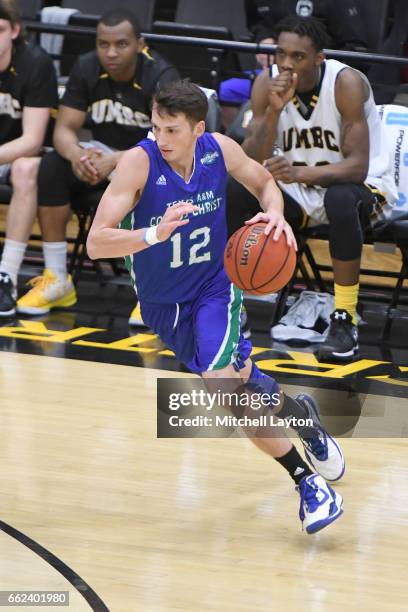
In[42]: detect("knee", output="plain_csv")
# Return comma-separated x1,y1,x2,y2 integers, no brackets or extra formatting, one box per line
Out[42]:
324,184,360,225
10,156,41,188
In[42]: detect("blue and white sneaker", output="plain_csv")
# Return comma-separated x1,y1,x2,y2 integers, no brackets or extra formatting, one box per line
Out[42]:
296,393,345,482
297,473,343,534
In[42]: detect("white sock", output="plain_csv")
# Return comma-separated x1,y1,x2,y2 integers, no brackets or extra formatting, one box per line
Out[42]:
43,241,68,282
0,238,26,286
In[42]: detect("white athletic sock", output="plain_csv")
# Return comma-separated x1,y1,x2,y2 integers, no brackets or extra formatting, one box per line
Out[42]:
43,241,68,282
0,238,27,286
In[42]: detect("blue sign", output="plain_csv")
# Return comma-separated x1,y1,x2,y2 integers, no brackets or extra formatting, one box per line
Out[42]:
386,113,408,126
396,192,407,207
404,153,408,167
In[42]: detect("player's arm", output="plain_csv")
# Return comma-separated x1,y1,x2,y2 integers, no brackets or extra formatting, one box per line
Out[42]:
214,133,296,247
241,71,278,162
242,69,297,163
53,105,99,182
54,106,123,183
287,69,369,187
87,147,196,259
0,106,50,164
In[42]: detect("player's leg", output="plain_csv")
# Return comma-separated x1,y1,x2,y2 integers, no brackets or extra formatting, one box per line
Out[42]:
278,180,370,361
17,151,75,314
0,157,41,315
202,363,344,535
193,277,344,478
238,359,345,480
139,284,344,532
194,278,343,533
318,183,376,361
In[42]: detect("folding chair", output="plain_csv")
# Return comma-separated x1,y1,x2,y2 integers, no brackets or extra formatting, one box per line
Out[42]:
61,0,155,30
18,0,43,19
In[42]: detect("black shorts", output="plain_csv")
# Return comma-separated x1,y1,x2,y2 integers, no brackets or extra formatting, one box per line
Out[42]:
0,163,11,185
38,150,109,208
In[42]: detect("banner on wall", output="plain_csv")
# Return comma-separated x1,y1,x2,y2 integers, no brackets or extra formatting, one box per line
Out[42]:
377,104,408,216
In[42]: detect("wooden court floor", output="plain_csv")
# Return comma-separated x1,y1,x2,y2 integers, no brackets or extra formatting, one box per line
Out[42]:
1,351,408,611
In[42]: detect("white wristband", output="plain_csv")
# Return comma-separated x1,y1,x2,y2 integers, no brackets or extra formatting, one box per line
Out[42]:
143,225,161,246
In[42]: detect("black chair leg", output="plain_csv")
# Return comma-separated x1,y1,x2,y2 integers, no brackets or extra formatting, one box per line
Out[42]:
303,242,327,292
380,244,408,338
69,212,87,275
70,208,97,284
270,284,292,328
297,256,315,290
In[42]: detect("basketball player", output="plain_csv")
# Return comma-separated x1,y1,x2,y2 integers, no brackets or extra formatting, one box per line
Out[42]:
0,0,58,316
87,80,345,534
231,16,397,361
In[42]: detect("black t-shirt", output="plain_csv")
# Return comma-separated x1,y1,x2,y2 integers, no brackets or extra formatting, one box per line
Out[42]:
0,42,58,145
61,49,180,150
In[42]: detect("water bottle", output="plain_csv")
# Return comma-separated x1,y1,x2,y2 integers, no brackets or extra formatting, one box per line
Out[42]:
272,144,283,157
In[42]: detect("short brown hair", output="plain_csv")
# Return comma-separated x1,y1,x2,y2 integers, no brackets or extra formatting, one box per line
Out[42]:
0,0,23,44
153,80,208,125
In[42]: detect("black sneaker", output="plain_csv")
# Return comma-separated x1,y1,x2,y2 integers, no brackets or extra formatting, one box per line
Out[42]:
318,309,358,361
0,272,16,316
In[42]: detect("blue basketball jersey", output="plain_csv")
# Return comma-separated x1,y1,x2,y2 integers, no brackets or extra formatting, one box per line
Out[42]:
121,132,231,304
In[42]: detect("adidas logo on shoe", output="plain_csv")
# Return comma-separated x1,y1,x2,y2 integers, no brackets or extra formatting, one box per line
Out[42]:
156,174,167,185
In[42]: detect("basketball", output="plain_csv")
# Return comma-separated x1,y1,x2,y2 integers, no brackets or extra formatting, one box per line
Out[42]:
224,222,296,294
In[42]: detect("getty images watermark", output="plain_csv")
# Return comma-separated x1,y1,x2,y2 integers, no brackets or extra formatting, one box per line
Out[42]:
167,389,313,429
157,380,314,438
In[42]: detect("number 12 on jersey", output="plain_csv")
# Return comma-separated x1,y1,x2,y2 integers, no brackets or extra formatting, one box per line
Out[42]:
170,226,211,268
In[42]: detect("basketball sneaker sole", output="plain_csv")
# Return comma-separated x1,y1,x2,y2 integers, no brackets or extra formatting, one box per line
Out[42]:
17,289,77,315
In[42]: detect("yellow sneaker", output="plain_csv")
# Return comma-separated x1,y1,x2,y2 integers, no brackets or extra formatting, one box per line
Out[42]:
17,269,77,315
128,302,147,327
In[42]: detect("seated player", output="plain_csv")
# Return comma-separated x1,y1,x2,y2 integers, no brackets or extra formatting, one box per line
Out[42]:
0,0,58,316
230,16,397,361
219,0,368,128
87,80,346,534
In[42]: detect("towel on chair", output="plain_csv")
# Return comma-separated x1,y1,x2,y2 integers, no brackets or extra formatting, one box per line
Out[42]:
40,7,80,76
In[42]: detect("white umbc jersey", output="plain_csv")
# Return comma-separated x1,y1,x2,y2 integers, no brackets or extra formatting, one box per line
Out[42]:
273,59,397,223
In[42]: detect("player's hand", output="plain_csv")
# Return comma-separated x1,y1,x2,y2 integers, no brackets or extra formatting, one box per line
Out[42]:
246,211,297,250
84,152,117,181
156,201,198,242
263,156,298,183
71,149,100,184
268,72,298,112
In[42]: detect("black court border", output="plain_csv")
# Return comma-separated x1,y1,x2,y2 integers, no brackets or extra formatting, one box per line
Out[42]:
1,336,408,400
0,520,109,611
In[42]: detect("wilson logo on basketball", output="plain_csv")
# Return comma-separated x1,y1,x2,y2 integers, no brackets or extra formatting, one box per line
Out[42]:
240,226,263,266
223,221,296,295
